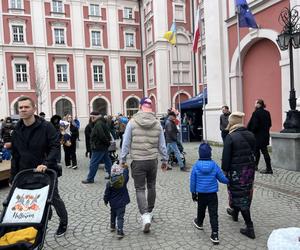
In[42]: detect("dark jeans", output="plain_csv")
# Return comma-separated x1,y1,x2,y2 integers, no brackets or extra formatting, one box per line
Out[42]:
131,159,158,214
255,146,272,170
111,206,126,230
231,207,253,227
86,150,112,182
197,193,218,232
52,179,68,226
119,132,124,149
63,144,77,167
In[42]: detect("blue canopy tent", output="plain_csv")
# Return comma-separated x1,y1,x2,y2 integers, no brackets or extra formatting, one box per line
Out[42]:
179,88,207,109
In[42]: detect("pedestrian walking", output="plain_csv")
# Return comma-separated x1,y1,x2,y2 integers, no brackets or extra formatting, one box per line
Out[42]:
39,112,46,119
50,114,62,164
220,105,231,142
84,112,98,159
190,143,228,245
10,96,68,237
1,117,14,160
82,115,112,184
104,164,130,239
165,111,188,172
222,112,256,239
120,97,168,233
247,99,273,174
74,116,80,141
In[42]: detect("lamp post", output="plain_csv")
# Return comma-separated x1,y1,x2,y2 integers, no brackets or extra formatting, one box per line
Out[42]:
276,6,300,133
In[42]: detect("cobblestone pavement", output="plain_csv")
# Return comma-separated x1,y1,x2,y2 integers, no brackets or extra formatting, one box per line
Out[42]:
0,139,299,250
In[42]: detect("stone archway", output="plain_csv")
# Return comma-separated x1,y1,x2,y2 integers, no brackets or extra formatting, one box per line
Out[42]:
126,97,139,117
55,99,72,118
174,92,189,108
243,38,282,131
92,98,108,115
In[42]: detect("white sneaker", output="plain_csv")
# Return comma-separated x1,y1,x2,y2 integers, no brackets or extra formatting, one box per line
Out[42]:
72,165,78,169
141,213,151,233
66,165,72,169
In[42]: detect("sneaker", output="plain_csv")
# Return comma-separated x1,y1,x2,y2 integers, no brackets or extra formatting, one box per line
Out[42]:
117,229,124,239
240,226,255,239
56,224,67,237
180,167,189,172
193,218,203,230
141,213,151,233
226,208,238,222
72,165,78,169
66,165,72,169
82,179,94,184
110,223,116,232
260,169,273,174
210,232,219,245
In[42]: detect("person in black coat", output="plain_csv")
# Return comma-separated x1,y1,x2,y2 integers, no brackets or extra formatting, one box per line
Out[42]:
84,112,99,158
222,112,256,239
247,99,273,174
11,96,68,237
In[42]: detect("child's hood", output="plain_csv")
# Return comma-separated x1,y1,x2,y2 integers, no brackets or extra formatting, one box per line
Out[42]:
197,160,214,174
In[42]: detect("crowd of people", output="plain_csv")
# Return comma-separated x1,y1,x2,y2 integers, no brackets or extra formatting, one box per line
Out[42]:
0,95,274,245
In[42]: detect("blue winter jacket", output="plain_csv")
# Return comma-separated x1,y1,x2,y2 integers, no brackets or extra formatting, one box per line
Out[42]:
190,160,229,193
103,168,130,209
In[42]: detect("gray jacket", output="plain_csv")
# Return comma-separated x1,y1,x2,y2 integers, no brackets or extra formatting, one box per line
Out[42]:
165,118,178,143
220,113,231,131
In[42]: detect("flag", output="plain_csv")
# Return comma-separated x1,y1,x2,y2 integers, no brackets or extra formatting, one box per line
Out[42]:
192,7,201,53
236,0,258,28
163,23,176,45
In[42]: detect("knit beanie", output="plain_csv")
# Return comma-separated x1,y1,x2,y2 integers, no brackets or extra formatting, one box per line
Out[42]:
228,112,245,127
198,143,212,160
110,164,124,189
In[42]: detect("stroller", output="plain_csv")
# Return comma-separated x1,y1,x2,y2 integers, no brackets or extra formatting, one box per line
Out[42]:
108,141,119,164
168,141,186,167
0,169,56,250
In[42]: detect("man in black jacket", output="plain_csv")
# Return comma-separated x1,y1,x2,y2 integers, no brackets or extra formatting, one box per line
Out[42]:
11,96,68,237
247,99,273,174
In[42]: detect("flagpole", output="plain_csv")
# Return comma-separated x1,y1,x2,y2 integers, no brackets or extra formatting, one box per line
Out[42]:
175,28,183,143
198,7,207,142
236,3,242,108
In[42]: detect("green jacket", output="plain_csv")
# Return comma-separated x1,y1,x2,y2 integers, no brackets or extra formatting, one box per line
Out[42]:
90,118,111,151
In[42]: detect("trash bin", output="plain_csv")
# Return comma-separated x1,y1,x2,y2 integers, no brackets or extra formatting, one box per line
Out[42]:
181,125,190,142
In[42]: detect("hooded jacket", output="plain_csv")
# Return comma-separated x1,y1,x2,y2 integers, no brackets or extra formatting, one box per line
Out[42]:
90,118,111,151
190,159,228,193
10,116,60,182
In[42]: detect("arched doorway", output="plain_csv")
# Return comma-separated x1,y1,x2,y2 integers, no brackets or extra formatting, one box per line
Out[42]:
126,97,139,117
175,93,189,108
13,102,19,114
243,39,282,131
92,98,107,115
55,99,72,117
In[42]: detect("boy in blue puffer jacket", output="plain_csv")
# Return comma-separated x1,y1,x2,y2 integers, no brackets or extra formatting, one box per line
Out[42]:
190,143,228,245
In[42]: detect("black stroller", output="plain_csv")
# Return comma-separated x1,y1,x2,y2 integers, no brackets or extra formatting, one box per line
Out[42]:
0,169,56,250
168,141,186,167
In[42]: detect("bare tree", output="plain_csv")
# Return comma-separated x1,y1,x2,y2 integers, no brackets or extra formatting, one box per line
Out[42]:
34,68,48,114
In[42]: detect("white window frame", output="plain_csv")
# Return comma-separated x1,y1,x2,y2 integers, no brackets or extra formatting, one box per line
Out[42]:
89,4,100,16
91,60,106,89
148,60,154,86
54,59,69,89
91,30,101,47
12,57,30,90
125,62,138,89
53,26,66,45
9,20,26,44
173,3,185,22
124,7,133,19
10,0,22,9
52,0,64,13
146,26,152,45
125,32,135,48
12,25,24,42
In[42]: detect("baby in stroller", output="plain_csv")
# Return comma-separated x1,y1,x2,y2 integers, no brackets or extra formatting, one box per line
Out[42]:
168,140,186,167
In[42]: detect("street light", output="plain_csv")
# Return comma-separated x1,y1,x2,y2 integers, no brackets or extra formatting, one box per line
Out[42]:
276,6,300,133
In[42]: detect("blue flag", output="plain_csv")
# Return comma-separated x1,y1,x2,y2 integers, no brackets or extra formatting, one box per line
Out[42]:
236,0,258,28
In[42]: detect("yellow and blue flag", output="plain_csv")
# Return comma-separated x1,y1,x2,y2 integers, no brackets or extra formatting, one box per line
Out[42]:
163,23,176,45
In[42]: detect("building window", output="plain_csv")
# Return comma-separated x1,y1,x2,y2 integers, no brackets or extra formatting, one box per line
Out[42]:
12,25,24,42
126,97,139,117
124,7,133,19
148,62,154,85
174,5,184,21
15,64,27,82
54,28,65,44
10,0,22,9
90,4,100,16
127,66,136,83
202,56,207,78
125,33,134,47
147,27,152,45
93,65,104,83
91,31,101,46
56,64,68,82
52,0,63,13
